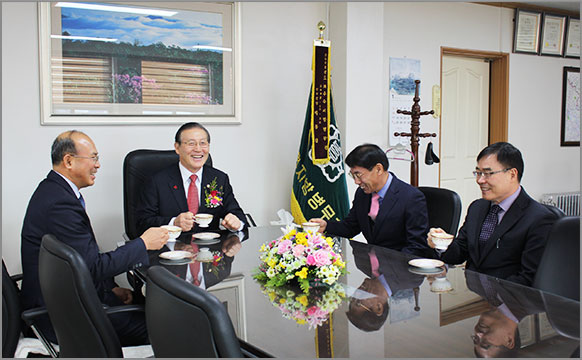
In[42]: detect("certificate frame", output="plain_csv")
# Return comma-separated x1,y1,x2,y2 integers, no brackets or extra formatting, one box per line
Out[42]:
513,9,542,54
38,2,242,125
560,67,580,147
564,17,581,58
540,13,567,56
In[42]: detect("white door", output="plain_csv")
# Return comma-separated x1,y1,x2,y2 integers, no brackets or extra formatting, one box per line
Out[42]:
440,55,490,227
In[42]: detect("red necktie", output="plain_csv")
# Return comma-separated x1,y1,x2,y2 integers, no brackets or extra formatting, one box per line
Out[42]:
189,243,201,286
187,174,199,214
368,193,380,221
369,250,380,278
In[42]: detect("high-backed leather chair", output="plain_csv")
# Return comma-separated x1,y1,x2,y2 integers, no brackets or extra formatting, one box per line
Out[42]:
145,266,243,358
2,260,57,358
38,234,146,357
532,216,580,301
417,186,462,237
543,203,566,219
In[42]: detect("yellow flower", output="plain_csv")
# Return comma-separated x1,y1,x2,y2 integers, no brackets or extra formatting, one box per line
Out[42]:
296,319,306,325
295,232,308,246
334,258,345,268
260,244,267,252
279,298,286,304
295,267,308,279
268,291,277,302
296,295,308,307
326,237,334,248
268,258,277,268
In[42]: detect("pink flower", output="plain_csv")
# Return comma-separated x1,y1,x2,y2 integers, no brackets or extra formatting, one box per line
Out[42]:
312,250,331,266
306,254,316,266
292,245,305,258
211,198,219,205
277,239,292,254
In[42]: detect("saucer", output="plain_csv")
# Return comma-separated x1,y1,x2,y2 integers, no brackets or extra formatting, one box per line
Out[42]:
407,266,445,275
408,258,444,269
192,238,220,246
435,245,448,250
159,250,193,260
193,232,220,240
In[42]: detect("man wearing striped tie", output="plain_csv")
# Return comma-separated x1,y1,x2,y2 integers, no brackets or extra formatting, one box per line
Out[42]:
427,142,558,286
311,143,433,258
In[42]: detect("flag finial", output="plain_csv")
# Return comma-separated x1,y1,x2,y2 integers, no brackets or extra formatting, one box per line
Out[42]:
317,21,326,40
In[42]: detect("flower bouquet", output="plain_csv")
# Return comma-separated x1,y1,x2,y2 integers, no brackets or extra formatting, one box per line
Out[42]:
253,227,347,294
258,281,346,329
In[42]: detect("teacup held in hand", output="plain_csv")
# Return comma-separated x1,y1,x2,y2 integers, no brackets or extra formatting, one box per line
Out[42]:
161,225,182,241
194,213,213,227
431,231,454,250
302,222,320,233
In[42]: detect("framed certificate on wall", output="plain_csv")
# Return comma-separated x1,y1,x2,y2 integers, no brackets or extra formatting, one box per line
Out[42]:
513,9,542,54
540,13,567,56
564,17,581,58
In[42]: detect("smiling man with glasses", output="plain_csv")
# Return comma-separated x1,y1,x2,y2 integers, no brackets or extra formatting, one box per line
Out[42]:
310,143,434,258
136,122,246,234
427,142,559,286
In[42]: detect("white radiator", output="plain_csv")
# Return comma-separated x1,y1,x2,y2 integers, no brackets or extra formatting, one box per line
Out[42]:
540,192,580,216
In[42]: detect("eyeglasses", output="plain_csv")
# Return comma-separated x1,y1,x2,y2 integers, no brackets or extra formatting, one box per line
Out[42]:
182,140,209,149
472,168,511,179
470,334,492,350
72,155,99,163
348,172,364,180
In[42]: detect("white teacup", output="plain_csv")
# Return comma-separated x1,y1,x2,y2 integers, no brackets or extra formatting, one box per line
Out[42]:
431,231,454,250
430,276,453,293
196,247,213,261
194,213,213,227
161,225,182,240
302,222,320,233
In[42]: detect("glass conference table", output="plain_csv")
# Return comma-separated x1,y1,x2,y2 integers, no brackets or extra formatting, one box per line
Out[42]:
135,226,580,358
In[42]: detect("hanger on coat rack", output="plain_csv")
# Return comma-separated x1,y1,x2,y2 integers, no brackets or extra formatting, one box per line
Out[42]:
385,143,415,162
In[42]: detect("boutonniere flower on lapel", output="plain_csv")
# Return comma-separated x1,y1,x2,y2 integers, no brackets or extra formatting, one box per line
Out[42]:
204,177,224,208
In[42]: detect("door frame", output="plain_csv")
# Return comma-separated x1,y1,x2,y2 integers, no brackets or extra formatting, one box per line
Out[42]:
439,47,509,187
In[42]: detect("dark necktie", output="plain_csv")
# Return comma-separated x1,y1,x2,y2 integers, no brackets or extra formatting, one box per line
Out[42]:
478,204,501,251
79,194,86,209
187,174,199,214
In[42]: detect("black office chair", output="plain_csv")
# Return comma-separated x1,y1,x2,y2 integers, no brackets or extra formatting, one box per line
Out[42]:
532,216,580,301
2,260,57,358
541,292,580,340
543,203,566,219
38,234,146,357
145,266,243,358
417,186,462,237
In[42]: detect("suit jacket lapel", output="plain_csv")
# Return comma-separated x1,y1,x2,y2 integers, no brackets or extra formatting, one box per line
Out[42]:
477,191,528,266
372,176,398,238
168,165,188,212
199,166,215,213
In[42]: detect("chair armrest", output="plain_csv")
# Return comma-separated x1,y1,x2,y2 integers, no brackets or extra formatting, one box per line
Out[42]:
21,307,49,327
103,304,145,315
11,273,23,282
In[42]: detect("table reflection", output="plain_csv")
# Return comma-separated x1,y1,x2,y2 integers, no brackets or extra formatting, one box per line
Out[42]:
137,226,579,358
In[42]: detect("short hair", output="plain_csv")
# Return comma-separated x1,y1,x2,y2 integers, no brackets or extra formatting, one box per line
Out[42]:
346,300,389,332
174,122,211,144
477,142,524,182
474,326,521,358
345,144,389,171
51,130,81,165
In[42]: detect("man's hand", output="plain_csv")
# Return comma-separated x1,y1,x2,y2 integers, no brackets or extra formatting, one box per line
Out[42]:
222,234,242,257
309,218,327,233
141,227,169,250
174,211,194,231
112,287,133,305
221,213,242,231
427,227,446,249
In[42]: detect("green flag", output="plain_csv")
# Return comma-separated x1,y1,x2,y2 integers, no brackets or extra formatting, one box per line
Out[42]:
291,41,349,224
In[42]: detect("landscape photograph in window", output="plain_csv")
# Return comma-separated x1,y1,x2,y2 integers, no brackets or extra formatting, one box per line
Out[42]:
39,2,238,124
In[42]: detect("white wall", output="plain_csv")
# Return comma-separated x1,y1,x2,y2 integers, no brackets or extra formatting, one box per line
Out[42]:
1,2,328,273
2,2,580,277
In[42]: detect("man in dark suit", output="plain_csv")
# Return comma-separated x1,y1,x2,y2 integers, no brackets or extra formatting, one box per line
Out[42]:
311,143,433,257
428,142,557,286
21,130,169,345
136,122,246,234
346,241,425,331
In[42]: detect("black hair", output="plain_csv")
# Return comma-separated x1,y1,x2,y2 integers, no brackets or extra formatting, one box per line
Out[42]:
477,142,524,182
51,130,80,165
346,299,389,332
174,122,211,144
345,144,389,171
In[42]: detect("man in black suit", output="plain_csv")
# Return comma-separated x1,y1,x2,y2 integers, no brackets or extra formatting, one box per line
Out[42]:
346,241,425,331
21,130,169,345
136,122,246,233
311,144,433,257
428,142,557,286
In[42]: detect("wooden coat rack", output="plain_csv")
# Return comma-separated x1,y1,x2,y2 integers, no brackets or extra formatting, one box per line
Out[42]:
394,80,436,187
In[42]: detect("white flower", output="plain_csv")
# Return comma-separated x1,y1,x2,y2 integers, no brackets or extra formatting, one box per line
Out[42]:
266,268,276,278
